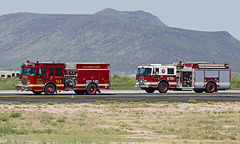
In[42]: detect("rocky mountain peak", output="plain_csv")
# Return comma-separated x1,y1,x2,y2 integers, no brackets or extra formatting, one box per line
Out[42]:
95,8,166,26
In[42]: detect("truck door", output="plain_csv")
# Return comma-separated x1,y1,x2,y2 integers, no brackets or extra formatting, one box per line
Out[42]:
50,67,64,90
37,65,48,86
36,67,46,87
152,68,159,85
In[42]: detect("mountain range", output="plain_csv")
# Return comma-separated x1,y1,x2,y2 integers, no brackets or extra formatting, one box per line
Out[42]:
0,8,239,73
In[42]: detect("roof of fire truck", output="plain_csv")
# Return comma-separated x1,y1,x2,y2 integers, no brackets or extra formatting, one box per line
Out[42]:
22,61,109,67
65,62,110,69
22,61,65,67
138,61,229,69
138,64,176,68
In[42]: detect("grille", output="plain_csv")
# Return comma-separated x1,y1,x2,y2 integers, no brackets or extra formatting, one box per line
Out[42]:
139,77,144,84
22,77,27,85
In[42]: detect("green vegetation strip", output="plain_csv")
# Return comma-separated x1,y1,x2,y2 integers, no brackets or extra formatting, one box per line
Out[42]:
1,75,240,90
0,101,239,143
231,76,240,88
0,77,18,89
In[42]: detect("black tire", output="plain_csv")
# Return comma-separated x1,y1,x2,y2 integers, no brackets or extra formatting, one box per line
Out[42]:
44,84,55,95
205,82,216,93
33,91,42,95
74,90,85,95
193,89,203,93
145,88,155,93
158,82,169,93
86,84,97,95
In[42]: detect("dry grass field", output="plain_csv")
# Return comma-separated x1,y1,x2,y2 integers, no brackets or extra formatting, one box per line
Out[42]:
0,101,240,143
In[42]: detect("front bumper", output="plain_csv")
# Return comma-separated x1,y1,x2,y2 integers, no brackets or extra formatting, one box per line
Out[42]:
14,84,33,91
134,84,149,88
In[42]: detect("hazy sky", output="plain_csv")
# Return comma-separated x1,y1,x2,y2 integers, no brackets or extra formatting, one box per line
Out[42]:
1,0,239,40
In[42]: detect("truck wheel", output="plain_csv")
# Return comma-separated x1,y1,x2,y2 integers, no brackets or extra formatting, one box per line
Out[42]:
86,84,97,95
193,89,203,93
74,90,85,95
44,84,55,95
158,82,169,93
33,91,42,95
205,82,216,93
145,88,155,93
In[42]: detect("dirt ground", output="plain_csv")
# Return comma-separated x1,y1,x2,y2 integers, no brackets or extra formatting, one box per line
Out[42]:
0,102,240,143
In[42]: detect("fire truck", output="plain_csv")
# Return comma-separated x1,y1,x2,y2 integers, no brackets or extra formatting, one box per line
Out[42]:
135,61,231,93
15,61,110,95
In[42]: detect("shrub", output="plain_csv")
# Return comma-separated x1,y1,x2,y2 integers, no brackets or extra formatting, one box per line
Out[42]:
46,102,55,105
231,76,240,88
0,77,19,89
0,126,14,135
188,99,198,104
229,135,236,140
0,114,9,122
10,112,22,118
57,118,66,123
111,75,136,89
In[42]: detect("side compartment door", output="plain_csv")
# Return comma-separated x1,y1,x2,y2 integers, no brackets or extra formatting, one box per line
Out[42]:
99,70,110,89
219,70,230,89
195,70,204,88
86,70,100,85
76,70,86,89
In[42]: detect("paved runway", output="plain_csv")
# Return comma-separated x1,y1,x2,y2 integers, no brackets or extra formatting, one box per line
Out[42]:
0,89,240,103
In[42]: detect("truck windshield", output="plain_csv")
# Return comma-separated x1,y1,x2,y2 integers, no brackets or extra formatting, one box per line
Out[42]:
137,68,152,75
20,67,36,76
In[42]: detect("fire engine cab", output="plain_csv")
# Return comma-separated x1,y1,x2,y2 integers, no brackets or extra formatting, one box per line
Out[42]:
135,61,231,93
15,61,110,95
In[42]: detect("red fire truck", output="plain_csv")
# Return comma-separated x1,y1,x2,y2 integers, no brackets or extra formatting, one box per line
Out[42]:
15,61,110,95
135,61,231,93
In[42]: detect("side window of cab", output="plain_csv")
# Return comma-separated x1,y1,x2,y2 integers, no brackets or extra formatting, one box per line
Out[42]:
155,68,159,74
55,68,62,76
36,68,46,76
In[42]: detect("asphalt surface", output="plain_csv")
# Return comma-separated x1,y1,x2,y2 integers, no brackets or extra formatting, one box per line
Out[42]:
0,89,240,103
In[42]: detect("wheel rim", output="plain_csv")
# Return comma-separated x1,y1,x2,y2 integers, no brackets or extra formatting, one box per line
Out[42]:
209,85,214,91
47,87,53,93
90,86,95,93
161,84,167,91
